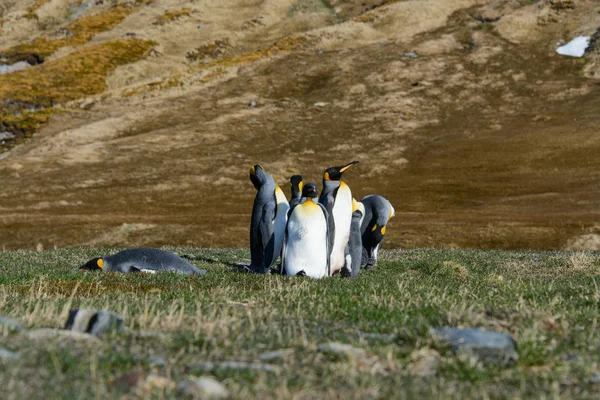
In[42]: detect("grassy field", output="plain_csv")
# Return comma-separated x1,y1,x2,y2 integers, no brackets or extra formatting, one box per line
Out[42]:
1,248,600,398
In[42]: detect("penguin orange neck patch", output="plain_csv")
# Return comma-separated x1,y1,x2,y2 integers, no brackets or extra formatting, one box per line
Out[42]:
97,258,104,269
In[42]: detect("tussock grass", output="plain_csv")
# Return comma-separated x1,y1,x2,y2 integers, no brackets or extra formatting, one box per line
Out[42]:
153,8,192,26
3,4,143,63
1,248,600,398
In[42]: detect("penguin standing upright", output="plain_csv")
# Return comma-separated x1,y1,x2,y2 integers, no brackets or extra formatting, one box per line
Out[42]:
289,175,303,209
343,198,365,278
360,195,395,269
282,183,330,278
249,165,290,273
318,160,359,275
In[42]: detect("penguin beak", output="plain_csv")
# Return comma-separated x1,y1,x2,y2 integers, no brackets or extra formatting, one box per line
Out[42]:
339,160,359,173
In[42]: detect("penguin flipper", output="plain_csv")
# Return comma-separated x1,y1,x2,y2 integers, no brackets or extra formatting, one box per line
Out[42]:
281,221,289,275
341,244,352,278
318,203,332,277
259,203,276,272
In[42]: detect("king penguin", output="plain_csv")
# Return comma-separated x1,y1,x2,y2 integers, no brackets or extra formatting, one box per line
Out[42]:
282,183,330,278
360,195,395,269
318,160,359,275
289,175,303,209
343,198,365,278
249,165,290,273
78,248,206,274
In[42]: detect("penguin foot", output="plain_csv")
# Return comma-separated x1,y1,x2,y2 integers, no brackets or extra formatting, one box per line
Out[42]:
364,264,376,270
296,270,306,277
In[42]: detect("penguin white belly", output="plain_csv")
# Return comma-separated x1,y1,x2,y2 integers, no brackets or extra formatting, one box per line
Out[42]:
330,182,353,274
284,203,328,279
273,186,290,263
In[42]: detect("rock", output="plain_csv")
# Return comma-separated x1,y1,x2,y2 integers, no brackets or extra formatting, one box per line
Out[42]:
0,316,22,333
407,348,441,377
135,375,175,395
589,372,600,383
0,132,16,141
313,102,328,107
258,349,293,362
25,328,102,345
403,52,418,59
556,36,590,58
147,355,167,367
175,376,229,399
0,348,20,362
357,332,397,342
318,342,366,360
248,100,257,107
188,361,279,374
113,371,145,393
64,308,123,336
430,327,518,365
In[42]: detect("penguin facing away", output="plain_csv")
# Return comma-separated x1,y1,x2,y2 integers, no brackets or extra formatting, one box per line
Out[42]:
282,183,330,279
249,165,290,273
78,248,207,275
343,198,365,278
360,195,395,269
289,175,303,209
318,160,359,275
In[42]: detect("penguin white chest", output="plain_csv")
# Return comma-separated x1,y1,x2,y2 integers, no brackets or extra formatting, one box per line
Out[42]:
273,186,290,263
283,202,328,279
330,182,353,274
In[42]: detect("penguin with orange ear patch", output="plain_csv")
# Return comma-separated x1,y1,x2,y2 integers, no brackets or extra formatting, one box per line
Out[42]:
360,195,395,269
318,160,359,275
282,183,330,278
249,165,290,273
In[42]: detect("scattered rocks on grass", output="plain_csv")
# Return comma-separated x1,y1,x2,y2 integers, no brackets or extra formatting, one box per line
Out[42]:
0,316,22,333
25,328,102,345
258,349,293,362
176,376,229,399
403,52,418,59
407,348,441,377
188,361,280,374
589,372,600,384
319,342,366,360
430,327,518,365
0,348,20,362
147,355,167,367
64,308,123,336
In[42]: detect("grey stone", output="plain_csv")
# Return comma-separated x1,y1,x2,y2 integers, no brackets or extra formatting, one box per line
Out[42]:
188,361,279,374
25,328,102,344
147,355,167,367
0,132,16,141
430,327,518,365
64,308,123,336
318,342,366,360
258,349,293,361
248,100,257,107
403,52,418,59
0,348,20,362
589,372,600,383
0,316,22,332
176,376,229,399
0,61,31,75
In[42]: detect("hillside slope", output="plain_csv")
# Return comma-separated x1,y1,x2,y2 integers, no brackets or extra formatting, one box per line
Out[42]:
1,0,600,250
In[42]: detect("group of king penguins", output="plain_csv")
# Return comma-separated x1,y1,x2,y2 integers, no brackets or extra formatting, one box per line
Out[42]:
249,161,395,279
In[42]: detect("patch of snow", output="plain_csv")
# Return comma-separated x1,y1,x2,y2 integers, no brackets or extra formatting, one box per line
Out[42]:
0,61,31,75
556,36,590,58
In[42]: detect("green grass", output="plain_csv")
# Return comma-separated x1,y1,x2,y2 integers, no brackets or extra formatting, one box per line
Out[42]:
1,248,600,398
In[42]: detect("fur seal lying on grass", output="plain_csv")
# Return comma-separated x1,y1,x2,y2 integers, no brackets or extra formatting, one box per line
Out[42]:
79,248,207,275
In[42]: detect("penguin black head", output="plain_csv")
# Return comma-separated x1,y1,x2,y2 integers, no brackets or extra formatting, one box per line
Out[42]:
323,160,359,181
79,257,104,271
249,164,267,190
290,175,303,196
290,175,303,188
302,183,319,199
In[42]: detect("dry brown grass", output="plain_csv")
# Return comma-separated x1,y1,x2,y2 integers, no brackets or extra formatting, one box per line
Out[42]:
153,7,192,26
2,5,141,63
